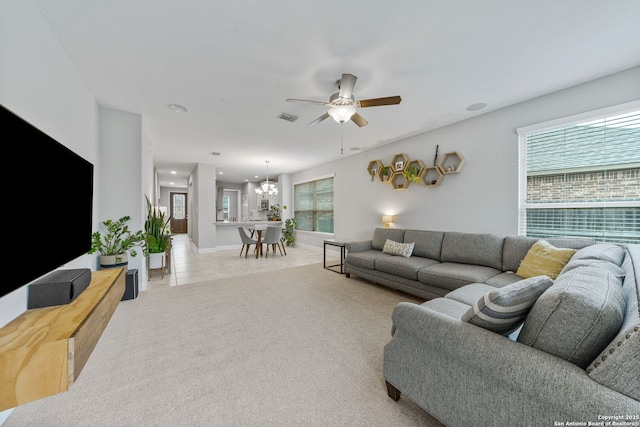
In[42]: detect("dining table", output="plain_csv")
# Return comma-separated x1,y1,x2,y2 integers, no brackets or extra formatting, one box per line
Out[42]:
244,224,268,258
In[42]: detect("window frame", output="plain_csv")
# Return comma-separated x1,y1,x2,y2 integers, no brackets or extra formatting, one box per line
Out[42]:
293,173,335,234
516,100,640,243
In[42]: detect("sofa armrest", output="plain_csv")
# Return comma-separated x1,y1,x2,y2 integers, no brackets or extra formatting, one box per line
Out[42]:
384,302,640,425
345,240,372,253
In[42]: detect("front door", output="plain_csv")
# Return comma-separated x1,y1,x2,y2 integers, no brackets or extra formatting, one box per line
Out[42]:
170,192,188,234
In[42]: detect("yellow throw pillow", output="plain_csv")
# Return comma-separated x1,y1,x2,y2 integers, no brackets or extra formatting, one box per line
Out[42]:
516,240,577,280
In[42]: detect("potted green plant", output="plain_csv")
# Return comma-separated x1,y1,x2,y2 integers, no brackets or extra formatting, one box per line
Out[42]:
283,218,296,246
145,195,172,269
89,216,147,269
403,164,421,183
269,204,286,221
381,166,391,182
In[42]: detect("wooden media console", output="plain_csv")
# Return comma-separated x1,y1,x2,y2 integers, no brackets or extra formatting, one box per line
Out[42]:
0,268,125,411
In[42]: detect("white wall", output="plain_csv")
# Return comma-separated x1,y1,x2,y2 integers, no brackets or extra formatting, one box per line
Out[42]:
0,0,97,422
292,66,640,244
0,0,99,323
0,2,151,419
191,163,217,251
98,106,146,278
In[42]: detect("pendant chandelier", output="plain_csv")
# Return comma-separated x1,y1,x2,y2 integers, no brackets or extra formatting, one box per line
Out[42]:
255,160,278,197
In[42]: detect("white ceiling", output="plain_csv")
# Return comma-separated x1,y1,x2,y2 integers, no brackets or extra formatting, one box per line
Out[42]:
34,0,640,187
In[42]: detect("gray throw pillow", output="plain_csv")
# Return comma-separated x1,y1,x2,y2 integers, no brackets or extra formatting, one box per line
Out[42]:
462,275,553,335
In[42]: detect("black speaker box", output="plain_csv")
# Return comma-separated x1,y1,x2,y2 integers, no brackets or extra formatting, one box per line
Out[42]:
27,268,92,309
122,269,138,301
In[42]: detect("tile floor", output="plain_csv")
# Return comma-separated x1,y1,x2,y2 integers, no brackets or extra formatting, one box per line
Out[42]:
145,233,341,290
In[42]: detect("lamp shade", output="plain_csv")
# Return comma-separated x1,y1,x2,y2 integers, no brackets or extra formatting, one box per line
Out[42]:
382,215,395,228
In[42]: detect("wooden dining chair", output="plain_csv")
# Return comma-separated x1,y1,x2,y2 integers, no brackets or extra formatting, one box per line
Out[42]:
280,231,287,255
238,226,259,258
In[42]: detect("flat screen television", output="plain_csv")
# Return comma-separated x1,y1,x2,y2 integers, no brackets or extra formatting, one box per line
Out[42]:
1,104,94,298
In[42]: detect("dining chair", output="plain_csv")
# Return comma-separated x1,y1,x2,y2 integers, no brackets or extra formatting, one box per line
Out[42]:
238,226,259,258
262,226,284,257
280,230,287,256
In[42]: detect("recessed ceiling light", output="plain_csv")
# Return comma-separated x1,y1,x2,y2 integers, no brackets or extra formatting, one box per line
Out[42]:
466,102,487,112
171,171,177,174
168,104,188,113
219,171,223,175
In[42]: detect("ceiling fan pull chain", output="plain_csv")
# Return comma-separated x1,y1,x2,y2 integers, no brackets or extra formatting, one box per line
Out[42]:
341,122,344,155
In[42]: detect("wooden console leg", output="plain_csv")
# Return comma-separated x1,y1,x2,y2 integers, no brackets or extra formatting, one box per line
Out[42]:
386,381,401,401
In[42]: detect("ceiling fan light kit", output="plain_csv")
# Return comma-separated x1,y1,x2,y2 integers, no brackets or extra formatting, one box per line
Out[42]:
286,73,401,128
328,105,356,123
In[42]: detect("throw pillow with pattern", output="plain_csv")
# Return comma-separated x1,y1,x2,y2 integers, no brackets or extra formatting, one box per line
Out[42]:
382,239,415,258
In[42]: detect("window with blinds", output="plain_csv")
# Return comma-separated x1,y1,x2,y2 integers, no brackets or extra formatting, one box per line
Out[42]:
294,176,334,233
517,104,640,244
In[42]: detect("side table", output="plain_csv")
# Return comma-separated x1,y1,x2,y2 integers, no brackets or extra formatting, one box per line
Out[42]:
324,240,346,274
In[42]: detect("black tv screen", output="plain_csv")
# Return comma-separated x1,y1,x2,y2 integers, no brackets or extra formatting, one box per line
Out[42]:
1,104,94,298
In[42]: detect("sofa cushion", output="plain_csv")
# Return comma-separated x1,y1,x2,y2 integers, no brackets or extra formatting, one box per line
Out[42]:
570,243,626,264
518,265,625,368
418,263,501,291
484,272,524,288
345,250,387,270
461,276,554,335
501,236,594,272
586,245,640,401
561,258,626,277
371,228,405,251
440,232,504,270
515,240,577,280
375,255,440,281
420,297,470,319
382,239,415,258
404,230,444,260
445,283,496,306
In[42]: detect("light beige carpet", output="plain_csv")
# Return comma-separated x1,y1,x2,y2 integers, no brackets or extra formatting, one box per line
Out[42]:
5,264,443,427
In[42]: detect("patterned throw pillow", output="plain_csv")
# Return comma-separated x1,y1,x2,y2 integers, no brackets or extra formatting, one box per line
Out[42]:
382,239,415,258
516,240,577,280
461,275,554,335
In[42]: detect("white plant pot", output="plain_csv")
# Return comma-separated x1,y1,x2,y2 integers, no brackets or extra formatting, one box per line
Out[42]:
99,253,128,270
148,252,165,269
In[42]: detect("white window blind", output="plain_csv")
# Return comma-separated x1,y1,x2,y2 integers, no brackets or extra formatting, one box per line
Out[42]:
517,103,640,244
294,177,334,232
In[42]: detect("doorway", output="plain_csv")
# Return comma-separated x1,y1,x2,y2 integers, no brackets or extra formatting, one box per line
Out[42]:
170,192,188,234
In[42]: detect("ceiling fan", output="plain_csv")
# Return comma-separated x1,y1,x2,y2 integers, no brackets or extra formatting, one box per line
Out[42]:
286,73,401,127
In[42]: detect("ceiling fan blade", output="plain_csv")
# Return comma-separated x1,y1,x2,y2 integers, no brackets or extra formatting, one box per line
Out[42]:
338,73,357,99
351,113,368,127
286,98,328,106
358,96,402,108
308,112,330,126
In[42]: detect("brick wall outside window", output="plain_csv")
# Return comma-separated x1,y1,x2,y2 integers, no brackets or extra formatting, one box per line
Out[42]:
527,168,640,203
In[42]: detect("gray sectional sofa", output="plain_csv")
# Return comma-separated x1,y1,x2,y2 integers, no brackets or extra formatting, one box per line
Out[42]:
345,228,640,425
345,228,594,299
